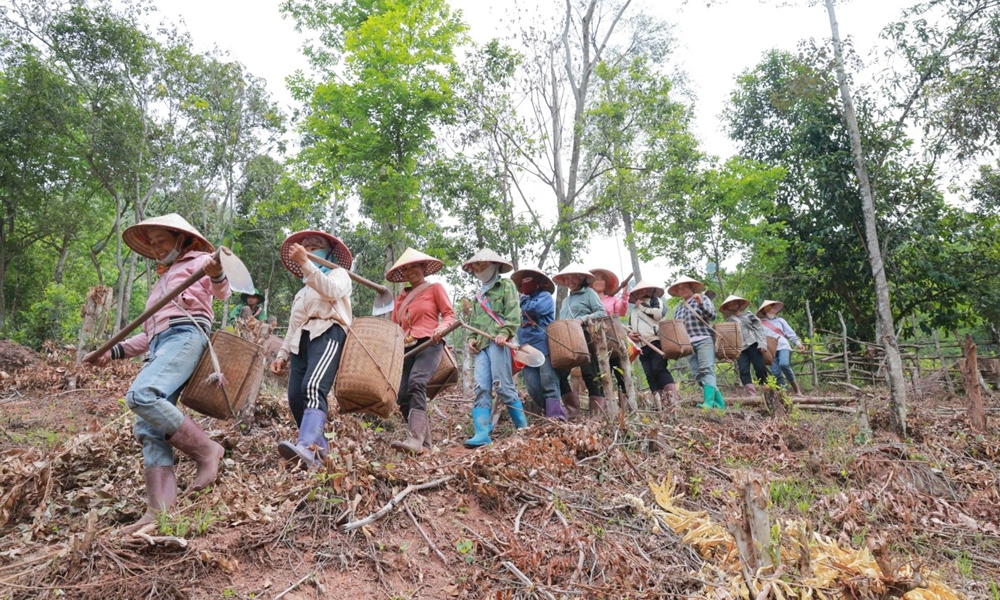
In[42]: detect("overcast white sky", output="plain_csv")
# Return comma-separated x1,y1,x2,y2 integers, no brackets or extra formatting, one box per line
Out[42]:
157,0,916,291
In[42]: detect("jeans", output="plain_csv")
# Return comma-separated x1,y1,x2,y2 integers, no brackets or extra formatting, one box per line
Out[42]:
397,339,443,418
687,337,717,388
288,326,346,427
738,342,769,385
639,342,674,392
520,355,560,411
126,324,208,468
474,341,520,412
771,348,796,386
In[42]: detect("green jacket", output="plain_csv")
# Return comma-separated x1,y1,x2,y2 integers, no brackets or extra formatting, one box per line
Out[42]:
229,303,267,322
559,287,607,322
468,278,520,348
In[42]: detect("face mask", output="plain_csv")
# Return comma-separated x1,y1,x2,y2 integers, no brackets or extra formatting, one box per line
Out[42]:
474,263,498,283
311,249,333,273
157,247,180,267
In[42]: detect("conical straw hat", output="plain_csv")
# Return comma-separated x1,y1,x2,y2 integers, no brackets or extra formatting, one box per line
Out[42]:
628,279,665,303
279,230,353,278
588,268,619,291
510,267,555,294
461,248,513,274
384,248,445,283
757,299,785,317
667,275,706,297
123,213,214,260
552,264,597,287
719,295,750,313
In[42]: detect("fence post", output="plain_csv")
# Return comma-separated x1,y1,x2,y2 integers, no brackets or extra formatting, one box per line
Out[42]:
933,330,953,394
837,311,851,385
806,299,819,389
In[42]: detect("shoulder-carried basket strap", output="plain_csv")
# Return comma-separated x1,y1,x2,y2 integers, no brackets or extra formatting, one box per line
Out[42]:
398,281,432,333
171,300,236,418
761,320,787,338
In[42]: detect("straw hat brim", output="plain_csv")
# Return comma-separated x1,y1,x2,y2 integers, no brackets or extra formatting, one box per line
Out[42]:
280,230,353,279
461,248,513,274
628,280,665,303
122,214,214,260
720,295,750,313
667,276,706,297
553,265,597,287
589,269,620,292
384,248,444,283
510,268,555,294
757,300,784,317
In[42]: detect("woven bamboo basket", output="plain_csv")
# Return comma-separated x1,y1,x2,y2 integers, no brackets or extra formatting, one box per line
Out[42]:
762,335,778,366
333,317,404,418
547,320,590,369
426,345,459,400
658,319,694,360
593,316,628,360
181,331,266,420
714,322,743,361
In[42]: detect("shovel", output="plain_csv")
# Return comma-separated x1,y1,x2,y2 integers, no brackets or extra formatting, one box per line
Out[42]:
458,321,545,368
85,247,254,363
403,321,463,359
304,254,394,317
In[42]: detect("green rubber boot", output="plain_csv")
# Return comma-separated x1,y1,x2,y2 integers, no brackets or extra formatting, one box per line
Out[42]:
698,385,715,410
713,387,726,411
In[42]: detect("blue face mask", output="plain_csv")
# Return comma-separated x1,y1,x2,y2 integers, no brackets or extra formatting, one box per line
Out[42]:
302,248,334,282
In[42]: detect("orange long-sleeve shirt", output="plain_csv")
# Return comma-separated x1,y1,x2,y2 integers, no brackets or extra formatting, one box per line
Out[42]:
391,282,456,340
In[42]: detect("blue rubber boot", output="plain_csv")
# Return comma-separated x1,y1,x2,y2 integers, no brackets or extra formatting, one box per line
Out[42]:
506,399,529,429
463,406,493,449
278,408,328,468
698,385,717,410
713,388,727,411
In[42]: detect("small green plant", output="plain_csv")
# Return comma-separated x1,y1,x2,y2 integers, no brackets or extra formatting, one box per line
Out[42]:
688,475,703,499
455,538,475,564
156,512,190,537
957,552,973,577
222,588,236,598
771,480,814,511
192,507,218,536
989,580,999,600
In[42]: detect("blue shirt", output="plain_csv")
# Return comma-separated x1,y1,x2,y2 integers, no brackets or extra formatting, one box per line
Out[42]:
518,290,554,354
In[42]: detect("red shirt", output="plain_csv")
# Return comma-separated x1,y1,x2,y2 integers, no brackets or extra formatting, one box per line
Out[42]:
391,282,456,340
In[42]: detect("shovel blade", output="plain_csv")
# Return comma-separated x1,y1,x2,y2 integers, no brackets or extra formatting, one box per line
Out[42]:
372,291,395,316
514,343,545,368
219,247,255,295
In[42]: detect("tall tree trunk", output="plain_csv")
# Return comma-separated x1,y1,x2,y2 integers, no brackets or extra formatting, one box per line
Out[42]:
53,232,72,284
825,0,908,436
621,209,643,282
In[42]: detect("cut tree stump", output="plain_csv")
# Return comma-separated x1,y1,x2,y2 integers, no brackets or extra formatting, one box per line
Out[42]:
726,472,775,577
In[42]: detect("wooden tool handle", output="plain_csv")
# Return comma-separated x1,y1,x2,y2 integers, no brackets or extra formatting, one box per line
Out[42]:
403,321,463,359
457,321,519,350
624,326,664,357
306,254,389,294
611,272,634,296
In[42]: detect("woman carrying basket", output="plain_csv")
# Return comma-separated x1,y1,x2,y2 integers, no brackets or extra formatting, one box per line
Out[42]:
463,249,528,448
758,299,805,396
627,280,679,410
89,214,229,533
669,276,725,411
511,267,566,420
719,295,769,396
386,248,456,454
270,231,353,468
553,265,609,418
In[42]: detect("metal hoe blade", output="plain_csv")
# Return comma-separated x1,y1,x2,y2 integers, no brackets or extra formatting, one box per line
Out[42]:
219,246,255,295
514,343,545,368
371,289,394,316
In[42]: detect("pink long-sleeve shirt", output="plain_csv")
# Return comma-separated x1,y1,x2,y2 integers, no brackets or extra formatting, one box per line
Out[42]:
113,251,231,359
600,293,629,318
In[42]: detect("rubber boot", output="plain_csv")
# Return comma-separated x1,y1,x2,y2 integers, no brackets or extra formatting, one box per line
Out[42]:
464,406,493,448
790,380,803,397
422,415,433,450
390,409,427,455
713,387,727,411
589,396,608,419
544,398,568,422
663,383,679,409
166,415,225,491
121,466,177,535
278,408,328,468
698,385,715,410
562,392,581,421
506,399,529,429
744,383,758,396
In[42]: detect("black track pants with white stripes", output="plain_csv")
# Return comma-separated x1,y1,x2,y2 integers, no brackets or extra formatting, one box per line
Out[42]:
287,325,347,428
